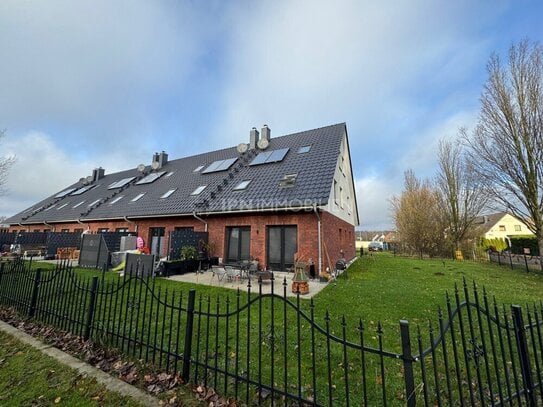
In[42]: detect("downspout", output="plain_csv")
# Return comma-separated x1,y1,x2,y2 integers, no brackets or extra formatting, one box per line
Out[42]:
313,204,322,276
192,211,208,232
123,216,138,233
43,220,55,232
77,217,90,231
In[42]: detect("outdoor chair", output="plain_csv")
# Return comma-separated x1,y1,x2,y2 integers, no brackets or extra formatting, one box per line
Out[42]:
224,265,240,283
211,266,227,285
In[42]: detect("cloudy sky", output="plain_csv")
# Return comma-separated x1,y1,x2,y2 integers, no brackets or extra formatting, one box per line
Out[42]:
1,1,542,229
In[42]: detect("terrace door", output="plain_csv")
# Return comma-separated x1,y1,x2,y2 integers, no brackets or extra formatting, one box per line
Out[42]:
225,227,251,264
149,227,165,257
267,226,297,271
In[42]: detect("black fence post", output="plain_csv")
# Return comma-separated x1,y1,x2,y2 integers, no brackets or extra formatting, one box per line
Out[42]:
509,251,513,269
83,276,99,341
182,288,196,383
28,268,42,317
498,252,501,266
512,305,536,406
523,254,529,273
400,320,416,407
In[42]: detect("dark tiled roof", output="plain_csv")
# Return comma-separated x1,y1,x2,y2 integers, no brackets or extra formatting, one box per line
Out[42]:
6,123,346,224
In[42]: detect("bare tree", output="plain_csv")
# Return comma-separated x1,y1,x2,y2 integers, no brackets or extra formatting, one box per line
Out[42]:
436,137,488,252
0,130,15,196
464,40,543,266
391,170,444,257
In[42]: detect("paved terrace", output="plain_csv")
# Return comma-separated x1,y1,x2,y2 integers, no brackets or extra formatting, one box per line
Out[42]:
166,269,330,298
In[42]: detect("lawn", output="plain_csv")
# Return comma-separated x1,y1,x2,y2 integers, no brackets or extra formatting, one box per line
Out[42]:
23,254,543,405
31,253,543,348
314,252,543,345
0,330,145,407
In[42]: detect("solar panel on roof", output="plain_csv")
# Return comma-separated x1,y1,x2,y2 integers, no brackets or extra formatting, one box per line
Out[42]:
108,177,135,189
249,148,289,166
70,185,96,195
55,188,77,198
202,158,238,174
249,151,272,165
135,171,166,185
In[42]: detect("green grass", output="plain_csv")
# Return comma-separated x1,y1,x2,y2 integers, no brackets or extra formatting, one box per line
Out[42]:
314,253,543,345
23,254,543,405
0,330,146,407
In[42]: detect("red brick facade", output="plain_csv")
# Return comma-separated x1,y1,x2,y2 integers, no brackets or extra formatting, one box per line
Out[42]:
9,209,355,273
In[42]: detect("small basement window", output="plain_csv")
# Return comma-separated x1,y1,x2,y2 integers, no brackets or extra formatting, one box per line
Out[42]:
297,145,311,154
191,185,207,195
233,180,252,191
161,189,177,199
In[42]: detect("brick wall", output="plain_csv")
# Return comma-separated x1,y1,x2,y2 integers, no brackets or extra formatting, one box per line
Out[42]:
320,210,356,270
9,209,356,272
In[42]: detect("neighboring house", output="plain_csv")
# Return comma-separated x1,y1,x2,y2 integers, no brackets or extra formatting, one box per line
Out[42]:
4,123,358,272
475,212,534,240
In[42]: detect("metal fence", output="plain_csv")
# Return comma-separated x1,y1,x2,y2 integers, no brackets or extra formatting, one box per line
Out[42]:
489,251,542,273
0,258,542,406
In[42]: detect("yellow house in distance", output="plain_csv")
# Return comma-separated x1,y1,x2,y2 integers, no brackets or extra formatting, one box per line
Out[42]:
476,212,534,240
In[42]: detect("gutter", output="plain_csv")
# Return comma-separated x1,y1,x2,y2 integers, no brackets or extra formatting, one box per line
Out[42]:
81,204,322,221
192,211,208,232
313,204,322,276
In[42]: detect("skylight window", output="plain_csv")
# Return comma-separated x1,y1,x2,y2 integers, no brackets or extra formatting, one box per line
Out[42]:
44,204,57,211
233,180,252,191
73,201,85,208
135,171,166,185
297,145,311,154
131,193,145,202
279,173,298,188
193,165,205,172
161,189,176,199
191,185,207,195
57,203,69,210
165,171,175,177
201,158,238,174
107,177,135,189
70,185,96,195
88,199,101,207
110,196,124,204
55,188,77,198
249,148,289,166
